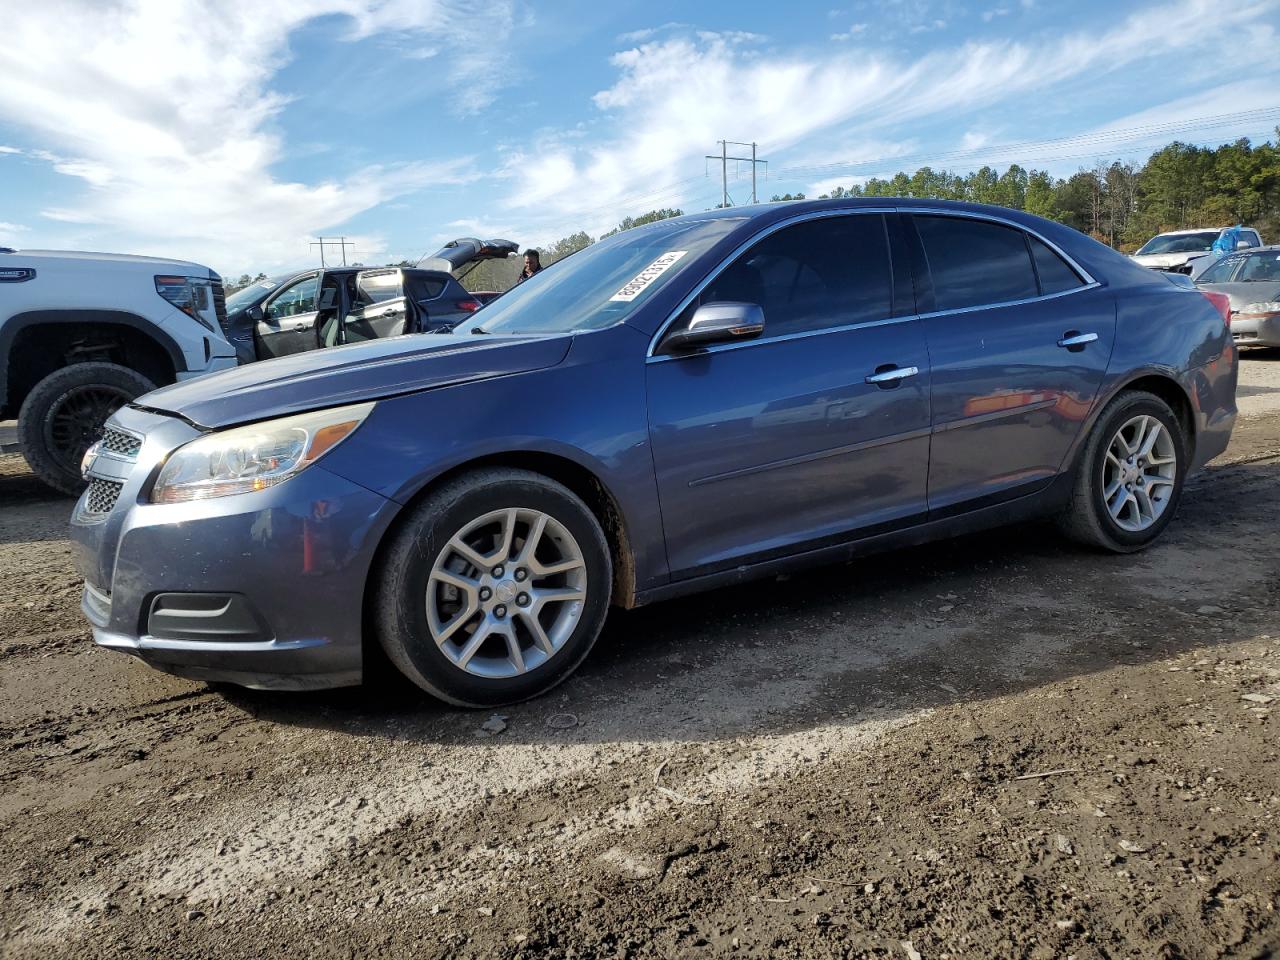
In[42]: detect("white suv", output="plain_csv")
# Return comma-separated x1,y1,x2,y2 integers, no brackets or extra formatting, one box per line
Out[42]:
1131,226,1263,276
0,249,237,493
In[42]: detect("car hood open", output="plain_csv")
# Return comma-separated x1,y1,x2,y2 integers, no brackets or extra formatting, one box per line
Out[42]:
134,333,572,430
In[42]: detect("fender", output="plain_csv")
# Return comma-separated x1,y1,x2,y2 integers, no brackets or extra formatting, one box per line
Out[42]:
0,309,187,404
1059,363,1198,477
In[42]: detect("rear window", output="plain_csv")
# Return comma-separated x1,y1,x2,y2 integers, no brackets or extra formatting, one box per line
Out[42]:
914,215,1038,311
1029,236,1084,295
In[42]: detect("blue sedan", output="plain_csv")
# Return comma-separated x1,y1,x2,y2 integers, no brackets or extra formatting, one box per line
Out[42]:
70,199,1238,706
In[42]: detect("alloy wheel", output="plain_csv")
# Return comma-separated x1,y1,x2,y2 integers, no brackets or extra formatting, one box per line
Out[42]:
426,508,587,678
1101,414,1178,532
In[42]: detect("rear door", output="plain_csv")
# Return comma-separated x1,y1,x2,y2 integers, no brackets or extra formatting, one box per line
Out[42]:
646,211,932,578
344,270,409,343
906,212,1116,514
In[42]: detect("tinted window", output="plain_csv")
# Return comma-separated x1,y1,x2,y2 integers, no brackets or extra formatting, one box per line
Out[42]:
697,214,892,338
1029,236,1083,295
354,271,402,307
265,274,319,320
406,275,447,302
1241,231,1261,248
915,216,1038,311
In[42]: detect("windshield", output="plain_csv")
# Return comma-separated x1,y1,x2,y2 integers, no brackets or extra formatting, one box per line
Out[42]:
473,217,744,335
1136,231,1219,255
225,276,284,312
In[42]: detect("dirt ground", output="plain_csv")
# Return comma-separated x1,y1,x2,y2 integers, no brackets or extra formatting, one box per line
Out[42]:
3,355,1280,960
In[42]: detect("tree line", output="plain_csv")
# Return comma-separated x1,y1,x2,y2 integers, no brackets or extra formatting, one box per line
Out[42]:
773,133,1279,251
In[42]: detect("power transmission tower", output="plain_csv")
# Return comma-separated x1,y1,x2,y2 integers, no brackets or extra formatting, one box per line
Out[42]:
310,236,355,267
705,140,768,206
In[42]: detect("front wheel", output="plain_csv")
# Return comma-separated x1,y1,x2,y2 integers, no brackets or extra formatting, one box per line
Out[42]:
17,362,155,496
373,468,613,707
1059,390,1188,552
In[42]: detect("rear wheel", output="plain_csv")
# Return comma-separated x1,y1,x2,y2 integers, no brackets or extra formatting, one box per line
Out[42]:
17,362,155,496
1059,390,1187,552
373,468,612,707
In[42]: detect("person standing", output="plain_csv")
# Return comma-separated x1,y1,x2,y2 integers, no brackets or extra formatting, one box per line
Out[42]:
515,249,542,285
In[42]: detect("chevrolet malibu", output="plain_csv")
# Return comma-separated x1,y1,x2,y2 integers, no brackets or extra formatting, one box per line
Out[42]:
71,200,1238,707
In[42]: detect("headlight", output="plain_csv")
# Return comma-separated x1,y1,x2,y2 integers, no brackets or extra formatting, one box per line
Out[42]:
1240,301,1280,315
151,402,374,504
155,274,217,332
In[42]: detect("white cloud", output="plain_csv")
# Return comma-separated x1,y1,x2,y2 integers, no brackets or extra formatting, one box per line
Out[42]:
0,0,512,273
830,23,869,40
0,146,21,155
0,222,30,246
494,0,1277,237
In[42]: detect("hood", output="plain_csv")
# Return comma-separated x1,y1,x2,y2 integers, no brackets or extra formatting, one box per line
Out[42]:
1132,251,1210,269
1197,280,1280,314
417,237,518,273
135,333,572,429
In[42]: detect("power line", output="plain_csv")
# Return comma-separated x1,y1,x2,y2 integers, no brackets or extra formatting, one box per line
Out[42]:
310,236,355,267
705,140,768,206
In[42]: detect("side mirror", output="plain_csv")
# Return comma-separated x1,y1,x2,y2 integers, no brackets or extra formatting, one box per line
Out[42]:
1236,240,1252,250
247,304,265,322
661,302,764,354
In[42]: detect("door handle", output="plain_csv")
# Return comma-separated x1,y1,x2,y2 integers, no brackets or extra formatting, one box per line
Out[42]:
865,365,919,386
1057,331,1098,349
293,322,308,331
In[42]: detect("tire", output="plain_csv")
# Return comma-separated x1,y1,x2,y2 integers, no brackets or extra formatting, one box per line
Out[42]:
1058,390,1188,553
373,468,613,707
17,362,155,496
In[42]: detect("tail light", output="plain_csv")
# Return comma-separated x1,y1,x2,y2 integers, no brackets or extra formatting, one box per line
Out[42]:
1200,290,1232,328
455,299,481,313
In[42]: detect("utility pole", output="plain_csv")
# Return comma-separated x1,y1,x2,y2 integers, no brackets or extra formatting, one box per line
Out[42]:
309,236,355,267
705,140,768,206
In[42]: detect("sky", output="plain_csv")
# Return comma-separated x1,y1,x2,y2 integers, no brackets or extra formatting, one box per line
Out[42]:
1,0,1278,277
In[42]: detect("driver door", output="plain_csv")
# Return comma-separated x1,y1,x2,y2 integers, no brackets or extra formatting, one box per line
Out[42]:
645,212,932,579
257,273,322,359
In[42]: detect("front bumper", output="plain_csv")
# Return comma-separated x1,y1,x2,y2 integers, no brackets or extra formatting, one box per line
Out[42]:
69,405,399,690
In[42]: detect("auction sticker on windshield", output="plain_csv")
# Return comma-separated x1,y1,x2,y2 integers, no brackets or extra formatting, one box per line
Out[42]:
610,251,687,302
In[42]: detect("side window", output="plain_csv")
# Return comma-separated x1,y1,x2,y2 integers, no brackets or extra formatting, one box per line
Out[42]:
353,271,403,308
1241,231,1261,248
265,275,319,320
697,214,892,338
1239,254,1280,282
1198,255,1244,284
406,275,447,303
1029,236,1084,295
914,216,1038,311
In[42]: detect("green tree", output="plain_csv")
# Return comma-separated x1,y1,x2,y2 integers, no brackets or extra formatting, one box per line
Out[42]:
601,208,684,238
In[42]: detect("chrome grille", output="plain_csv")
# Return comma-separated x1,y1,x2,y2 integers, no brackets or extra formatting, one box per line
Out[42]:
100,427,142,459
85,478,124,514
